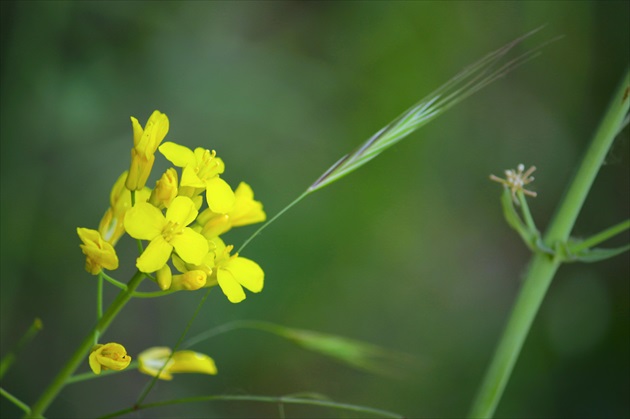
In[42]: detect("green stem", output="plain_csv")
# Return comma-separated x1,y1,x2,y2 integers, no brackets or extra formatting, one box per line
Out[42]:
27,271,145,418
517,191,537,233
545,71,630,245
0,318,43,380
1,387,31,414
569,219,630,254
66,361,138,384
100,394,403,419
131,289,177,298
100,272,127,290
469,69,629,418
95,274,103,345
238,191,310,253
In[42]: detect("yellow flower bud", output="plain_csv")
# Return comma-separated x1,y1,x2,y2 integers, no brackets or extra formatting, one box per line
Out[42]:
125,111,169,191
149,168,179,209
171,270,207,291
89,343,132,375
156,265,172,291
77,228,119,275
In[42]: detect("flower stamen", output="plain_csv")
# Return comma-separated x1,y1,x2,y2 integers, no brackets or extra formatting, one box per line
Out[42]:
490,163,537,203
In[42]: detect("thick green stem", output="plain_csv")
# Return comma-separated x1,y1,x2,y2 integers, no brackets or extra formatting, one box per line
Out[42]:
469,69,629,418
27,271,145,418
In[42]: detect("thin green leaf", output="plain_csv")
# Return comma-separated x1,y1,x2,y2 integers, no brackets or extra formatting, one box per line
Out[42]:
565,244,630,263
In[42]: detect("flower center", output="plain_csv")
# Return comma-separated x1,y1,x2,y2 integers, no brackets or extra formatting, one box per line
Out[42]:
195,149,221,180
162,220,183,242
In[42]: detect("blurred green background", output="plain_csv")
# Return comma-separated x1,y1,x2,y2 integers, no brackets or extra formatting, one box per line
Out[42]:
1,1,628,418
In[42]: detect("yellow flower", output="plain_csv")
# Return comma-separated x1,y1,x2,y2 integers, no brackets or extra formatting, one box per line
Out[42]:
98,171,151,245
77,228,119,275
198,182,266,238
138,347,217,381
211,237,264,303
89,342,132,375
149,168,179,209
124,196,209,273
159,142,235,213
126,110,169,191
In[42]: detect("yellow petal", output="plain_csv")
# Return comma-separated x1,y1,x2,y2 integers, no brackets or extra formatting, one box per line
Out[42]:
138,347,174,380
89,344,104,374
130,117,143,148
165,196,198,227
231,182,266,227
124,203,165,240
169,351,217,375
179,165,206,188
109,171,130,207
126,149,155,191
159,142,195,168
217,268,246,303
205,177,235,214
234,181,254,200
136,236,173,273
77,228,119,275
171,228,208,265
89,343,131,374
137,111,169,157
226,257,264,293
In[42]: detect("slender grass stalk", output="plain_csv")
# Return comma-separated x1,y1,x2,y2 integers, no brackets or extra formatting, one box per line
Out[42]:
0,318,42,380
100,394,404,419
469,69,630,418
238,29,552,253
27,271,145,418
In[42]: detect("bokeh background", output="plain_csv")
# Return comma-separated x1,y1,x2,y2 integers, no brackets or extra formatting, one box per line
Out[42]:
1,1,628,418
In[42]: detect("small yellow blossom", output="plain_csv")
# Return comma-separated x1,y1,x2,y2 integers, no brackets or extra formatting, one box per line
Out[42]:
124,196,209,273
490,164,537,203
198,182,266,238
138,347,217,380
126,110,169,191
159,142,235,213
149,168,179,209
77,228,119,275
89,342,132,375
211,237,264,303
99,172,151,245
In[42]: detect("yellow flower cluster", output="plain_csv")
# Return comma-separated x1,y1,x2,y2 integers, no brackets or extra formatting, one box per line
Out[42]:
77,110,267,303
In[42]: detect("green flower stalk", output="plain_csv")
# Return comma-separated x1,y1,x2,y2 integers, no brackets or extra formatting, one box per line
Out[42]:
470,68,629,418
